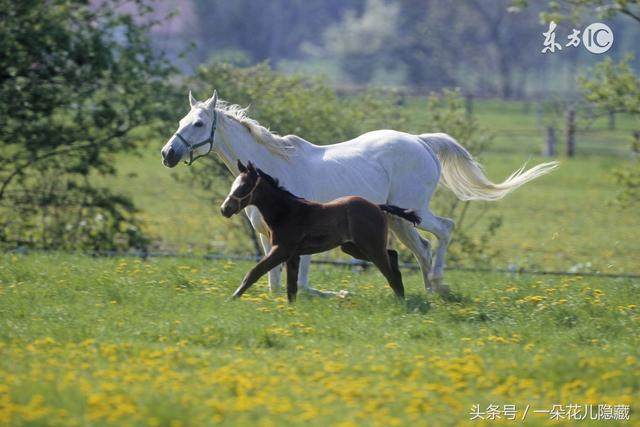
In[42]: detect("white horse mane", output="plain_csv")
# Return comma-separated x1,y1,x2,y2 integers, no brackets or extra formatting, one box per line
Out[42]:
199,100,302,158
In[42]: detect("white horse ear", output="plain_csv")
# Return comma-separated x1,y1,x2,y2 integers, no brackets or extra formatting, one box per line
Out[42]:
188,90,197,108
205,90,218,111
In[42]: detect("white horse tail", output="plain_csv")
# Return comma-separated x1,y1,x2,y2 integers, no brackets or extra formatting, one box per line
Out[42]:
418,133,559,201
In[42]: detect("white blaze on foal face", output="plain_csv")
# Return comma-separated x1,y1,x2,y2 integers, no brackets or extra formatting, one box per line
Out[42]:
221,174,251,217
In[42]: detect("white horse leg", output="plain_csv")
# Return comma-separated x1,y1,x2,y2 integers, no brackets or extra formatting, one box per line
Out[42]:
416,210,454,294
245,206,283,293
388,216,433,293
258,232,282,293
297,255,349,298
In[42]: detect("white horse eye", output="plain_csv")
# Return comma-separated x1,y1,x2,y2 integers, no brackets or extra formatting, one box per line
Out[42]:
194,121,203,128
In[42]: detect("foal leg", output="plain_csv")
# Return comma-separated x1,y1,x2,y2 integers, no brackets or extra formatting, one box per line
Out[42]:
342,242,404,298
374,252,405,299
387,216,433,294
286,255,300,303
340,242,368,261
387,249,401,279
232,246,289,299
342,242,401,275
359,243,405,299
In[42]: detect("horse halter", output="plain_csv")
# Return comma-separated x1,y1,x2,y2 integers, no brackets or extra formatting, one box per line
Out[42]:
229,176,261,208
173,110,217,166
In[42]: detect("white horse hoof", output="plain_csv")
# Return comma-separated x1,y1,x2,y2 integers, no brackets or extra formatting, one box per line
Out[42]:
336,289,350,298
300,287,349,298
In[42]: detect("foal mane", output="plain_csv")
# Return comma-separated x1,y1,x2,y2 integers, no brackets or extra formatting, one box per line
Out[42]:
255,168,305,201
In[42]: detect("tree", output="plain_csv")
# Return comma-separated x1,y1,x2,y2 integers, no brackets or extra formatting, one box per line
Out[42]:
316,0,402,83
0,0,176,250
525,0,640,23
315,0,542,95
189,0,361,65
465,0,542,98
525,0,640,205
579,55,640,115
580,56,640,205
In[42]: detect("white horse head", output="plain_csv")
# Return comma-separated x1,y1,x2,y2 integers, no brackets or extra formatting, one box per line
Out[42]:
161,90,218,167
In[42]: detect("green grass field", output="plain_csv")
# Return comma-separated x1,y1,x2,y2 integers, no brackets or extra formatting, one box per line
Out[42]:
2,99,639,426
1,253,638,426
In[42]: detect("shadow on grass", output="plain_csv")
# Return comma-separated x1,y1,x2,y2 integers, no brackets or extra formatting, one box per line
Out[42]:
439,290,468,304
404,294,432,314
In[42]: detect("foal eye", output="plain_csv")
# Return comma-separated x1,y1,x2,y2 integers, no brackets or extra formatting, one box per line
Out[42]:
194,121,203,128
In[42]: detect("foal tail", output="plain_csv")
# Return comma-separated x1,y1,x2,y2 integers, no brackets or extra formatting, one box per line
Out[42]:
379,204,421,226
418,133,559,201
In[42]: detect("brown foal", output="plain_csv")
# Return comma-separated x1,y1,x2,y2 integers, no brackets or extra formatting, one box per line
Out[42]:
221,161,421,302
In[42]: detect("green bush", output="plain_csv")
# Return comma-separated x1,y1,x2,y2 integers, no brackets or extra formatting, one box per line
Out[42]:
190,62,407,144
0,0,177,250
579,55,640,207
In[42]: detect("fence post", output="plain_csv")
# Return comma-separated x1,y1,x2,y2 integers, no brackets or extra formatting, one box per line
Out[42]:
544,126,556,157
465,93,474,117
609,110,616,130
633,130,640,156
566,108,576,157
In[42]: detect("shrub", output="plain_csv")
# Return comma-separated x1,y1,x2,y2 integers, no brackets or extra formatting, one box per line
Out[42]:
0,0,177,250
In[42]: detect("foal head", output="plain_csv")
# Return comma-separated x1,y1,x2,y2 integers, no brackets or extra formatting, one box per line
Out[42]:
220,161,262,218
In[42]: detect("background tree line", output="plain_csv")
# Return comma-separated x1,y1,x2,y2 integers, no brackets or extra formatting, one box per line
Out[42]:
158,0,640,99
0,0,637,266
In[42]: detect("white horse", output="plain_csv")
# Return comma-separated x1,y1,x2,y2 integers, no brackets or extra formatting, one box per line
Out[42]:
161,91,558,296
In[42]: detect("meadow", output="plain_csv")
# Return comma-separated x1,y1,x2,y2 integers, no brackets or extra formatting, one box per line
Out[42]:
1,99,639,426
0,252,638,426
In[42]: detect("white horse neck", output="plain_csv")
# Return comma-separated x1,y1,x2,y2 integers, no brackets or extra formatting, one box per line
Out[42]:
213,113,297,178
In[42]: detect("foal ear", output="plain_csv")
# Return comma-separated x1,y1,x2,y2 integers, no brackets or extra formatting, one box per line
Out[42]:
246,161,258,176
237,160,247,173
